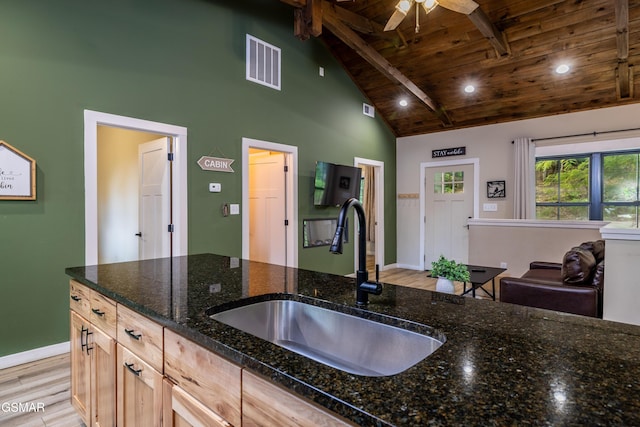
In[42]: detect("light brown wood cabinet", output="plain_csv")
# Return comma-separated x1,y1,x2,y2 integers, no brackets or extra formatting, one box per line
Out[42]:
163,379,232,427
242,370,355,427
70,279,357,426
164,329,242,427
116,345,163,427
69,281,117,427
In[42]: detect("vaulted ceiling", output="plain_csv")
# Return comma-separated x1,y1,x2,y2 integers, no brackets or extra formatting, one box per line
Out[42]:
280,0,639,137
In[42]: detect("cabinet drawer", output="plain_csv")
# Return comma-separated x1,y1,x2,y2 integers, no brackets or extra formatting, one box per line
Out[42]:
90,292,117,339
117,304,163,372
164,329,241,427
242,370,355,427
70,280,91,318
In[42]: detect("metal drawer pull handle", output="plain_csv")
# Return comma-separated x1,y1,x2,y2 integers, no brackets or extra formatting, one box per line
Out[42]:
125,329,142,340
71,295,81,302
92,308,105,317
125,363,142,376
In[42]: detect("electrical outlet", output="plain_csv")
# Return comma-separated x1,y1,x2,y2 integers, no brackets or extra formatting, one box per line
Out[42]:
229,204,240,215
500,262,507,269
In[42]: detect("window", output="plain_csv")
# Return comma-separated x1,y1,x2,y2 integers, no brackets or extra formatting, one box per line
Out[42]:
434,171,464,194
535,157,590,220
535,150,640,225
602,153,640,227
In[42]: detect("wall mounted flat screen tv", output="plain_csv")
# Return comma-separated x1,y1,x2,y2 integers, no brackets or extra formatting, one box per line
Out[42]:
314,161,362,206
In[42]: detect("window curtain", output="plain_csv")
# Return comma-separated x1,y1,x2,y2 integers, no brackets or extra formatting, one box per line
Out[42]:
513,137,536,219
363,165,376,242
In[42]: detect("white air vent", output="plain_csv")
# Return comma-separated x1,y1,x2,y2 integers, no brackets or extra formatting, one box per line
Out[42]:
363,103,375,118
246,34,281,91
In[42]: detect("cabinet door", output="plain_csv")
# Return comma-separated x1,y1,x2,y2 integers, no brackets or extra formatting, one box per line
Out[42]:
91,326,116,427
70,311,91,426
117,345,163,427
162,379,232,427
242,371,355,427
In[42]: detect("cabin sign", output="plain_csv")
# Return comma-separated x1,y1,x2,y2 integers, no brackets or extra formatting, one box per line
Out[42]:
197,156,235,173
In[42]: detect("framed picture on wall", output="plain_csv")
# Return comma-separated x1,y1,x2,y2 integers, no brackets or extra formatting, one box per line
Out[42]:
487,180,505,198
0,141,36,200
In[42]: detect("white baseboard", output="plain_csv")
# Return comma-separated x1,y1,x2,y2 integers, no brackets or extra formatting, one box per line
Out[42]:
0,342,70,370
395,263,423,271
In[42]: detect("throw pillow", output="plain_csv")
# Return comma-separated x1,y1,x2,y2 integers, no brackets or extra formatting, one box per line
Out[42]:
562,247,596,285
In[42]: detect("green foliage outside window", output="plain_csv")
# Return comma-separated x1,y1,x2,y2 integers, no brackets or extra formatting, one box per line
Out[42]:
535,157,589,220
535,151,640,225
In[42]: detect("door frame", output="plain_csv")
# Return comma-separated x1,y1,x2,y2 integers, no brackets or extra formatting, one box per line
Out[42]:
242,137,298,268
84,110,188,265
354,157,385,271
420,158,479,270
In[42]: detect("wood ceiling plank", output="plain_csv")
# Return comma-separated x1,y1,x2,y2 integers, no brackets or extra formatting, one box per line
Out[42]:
322,5,453,125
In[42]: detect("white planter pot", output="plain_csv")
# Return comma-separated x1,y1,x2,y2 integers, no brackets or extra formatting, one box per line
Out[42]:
435,277,455,294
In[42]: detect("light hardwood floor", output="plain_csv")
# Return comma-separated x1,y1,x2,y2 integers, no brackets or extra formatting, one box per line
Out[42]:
0,265,503,426
0,352,83,427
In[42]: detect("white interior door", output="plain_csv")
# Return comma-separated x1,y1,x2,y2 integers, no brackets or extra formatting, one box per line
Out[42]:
249,150,287,265
425,164,474,266
138,137,171,260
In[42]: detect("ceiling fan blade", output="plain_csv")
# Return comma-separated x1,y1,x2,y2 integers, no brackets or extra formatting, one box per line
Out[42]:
437,0,479,15
384,0,415,31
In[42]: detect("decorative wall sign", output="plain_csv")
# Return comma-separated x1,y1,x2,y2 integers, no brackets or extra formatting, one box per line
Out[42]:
487,180,506,198
0,141,36,200
432,146,466,158
197,156,235,173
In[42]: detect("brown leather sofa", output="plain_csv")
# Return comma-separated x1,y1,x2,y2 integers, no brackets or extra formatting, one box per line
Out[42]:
500,240,605,318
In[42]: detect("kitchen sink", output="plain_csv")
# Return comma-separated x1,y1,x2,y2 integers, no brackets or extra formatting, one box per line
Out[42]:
209,298,444,377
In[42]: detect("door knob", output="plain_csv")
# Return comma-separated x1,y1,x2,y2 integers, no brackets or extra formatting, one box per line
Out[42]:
135,232,142,237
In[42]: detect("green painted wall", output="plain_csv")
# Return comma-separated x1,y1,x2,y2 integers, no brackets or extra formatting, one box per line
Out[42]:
0,0,396,357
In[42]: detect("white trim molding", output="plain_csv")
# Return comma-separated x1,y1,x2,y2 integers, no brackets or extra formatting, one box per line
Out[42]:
469,218,609,229
84,110,188,265
600,223,640,240
242,137,298,268
0,342,70,370
420,157,480,270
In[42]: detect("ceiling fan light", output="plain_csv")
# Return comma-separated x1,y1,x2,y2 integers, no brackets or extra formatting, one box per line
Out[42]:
555,64,570,74
397,0,412,13
425,0,438,8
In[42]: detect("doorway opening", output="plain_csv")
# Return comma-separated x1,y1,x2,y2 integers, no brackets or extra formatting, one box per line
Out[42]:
242,138,298,268
353,158,385,273
84,110,188,265
420,158,479,270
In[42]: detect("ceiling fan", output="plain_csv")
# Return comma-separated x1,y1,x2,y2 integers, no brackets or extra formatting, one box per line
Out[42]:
383,0,479,33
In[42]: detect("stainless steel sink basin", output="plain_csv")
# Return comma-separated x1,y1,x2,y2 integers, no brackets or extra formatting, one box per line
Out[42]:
210,298,444,377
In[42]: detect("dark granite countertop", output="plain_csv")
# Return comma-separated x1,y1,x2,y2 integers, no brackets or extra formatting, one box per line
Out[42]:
66,254,640,426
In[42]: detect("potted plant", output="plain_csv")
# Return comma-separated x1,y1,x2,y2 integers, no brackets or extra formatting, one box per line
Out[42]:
430,255,470,294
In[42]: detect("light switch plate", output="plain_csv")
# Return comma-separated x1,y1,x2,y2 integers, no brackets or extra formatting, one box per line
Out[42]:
209,183,221,193
230,204,240,215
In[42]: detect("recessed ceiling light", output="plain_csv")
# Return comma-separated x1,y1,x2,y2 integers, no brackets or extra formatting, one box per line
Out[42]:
555,64,570,74
464,85,475,94
399,99,408,107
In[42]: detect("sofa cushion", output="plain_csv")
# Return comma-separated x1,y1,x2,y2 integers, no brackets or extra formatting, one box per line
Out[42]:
592,260,605,291
562,247,596,285
522,268,562,282
579,240,605,263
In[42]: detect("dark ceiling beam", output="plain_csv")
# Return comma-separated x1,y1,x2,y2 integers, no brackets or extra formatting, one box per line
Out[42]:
322,5,452,126
466,7,510,57
615,0,632,99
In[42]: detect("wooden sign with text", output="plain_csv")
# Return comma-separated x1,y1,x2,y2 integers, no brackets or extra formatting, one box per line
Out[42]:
432,146,466,158
0,141,36,200
197,156,235,173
